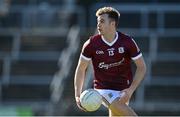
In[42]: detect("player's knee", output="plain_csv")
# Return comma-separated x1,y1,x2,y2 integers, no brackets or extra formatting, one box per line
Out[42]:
109,99,137,116
109,98,126,111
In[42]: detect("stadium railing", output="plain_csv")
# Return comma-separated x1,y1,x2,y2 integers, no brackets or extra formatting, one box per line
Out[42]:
0,4,83,115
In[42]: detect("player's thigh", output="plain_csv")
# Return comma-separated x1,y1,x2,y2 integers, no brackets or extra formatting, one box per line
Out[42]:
109,97,137,116
109,97,125,115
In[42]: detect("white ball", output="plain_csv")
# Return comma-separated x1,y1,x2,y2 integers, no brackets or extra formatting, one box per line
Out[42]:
80,89,102,112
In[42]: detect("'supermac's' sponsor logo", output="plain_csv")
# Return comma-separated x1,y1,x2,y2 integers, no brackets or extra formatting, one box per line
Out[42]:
98,58,124,69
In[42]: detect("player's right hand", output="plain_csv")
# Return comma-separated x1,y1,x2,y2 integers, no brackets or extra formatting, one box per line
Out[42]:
75,96,87,112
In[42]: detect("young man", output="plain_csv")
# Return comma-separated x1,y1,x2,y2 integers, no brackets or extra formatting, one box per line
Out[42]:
74,7,146,116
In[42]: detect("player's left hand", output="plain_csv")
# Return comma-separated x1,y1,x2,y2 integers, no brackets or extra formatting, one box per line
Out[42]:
119,88,133,104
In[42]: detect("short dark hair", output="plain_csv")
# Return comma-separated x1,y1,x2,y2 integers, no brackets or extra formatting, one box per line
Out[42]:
96,7,120,28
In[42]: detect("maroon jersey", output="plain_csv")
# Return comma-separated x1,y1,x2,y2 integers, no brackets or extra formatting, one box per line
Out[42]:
81,32,142,91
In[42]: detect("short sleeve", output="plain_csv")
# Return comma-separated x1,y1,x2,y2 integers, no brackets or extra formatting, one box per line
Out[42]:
127,38,142,60
80,39,93,61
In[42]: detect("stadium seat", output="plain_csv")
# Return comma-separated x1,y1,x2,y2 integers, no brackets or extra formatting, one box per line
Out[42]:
0,35,13,53
20,35,67,52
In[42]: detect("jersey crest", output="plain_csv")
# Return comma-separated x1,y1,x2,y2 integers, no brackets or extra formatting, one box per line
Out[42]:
118,47,124,53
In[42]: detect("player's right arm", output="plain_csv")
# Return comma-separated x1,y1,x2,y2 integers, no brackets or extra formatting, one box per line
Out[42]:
74,57,90,111
74,57,90,99
74,39,92,110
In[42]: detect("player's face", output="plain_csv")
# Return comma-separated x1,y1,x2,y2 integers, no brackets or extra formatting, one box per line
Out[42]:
97,14,113,35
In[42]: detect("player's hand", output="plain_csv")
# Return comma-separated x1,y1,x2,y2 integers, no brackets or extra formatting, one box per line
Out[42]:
75,97,87,112
119,88,133,104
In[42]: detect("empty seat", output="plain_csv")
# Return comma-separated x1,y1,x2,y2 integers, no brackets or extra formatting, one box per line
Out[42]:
2,84,50,101
20,36,67,52
165,13,180,29
152,61,180,77
11,0,30,5
0,35,13,53
158,36,180,52
0,12,22,28
77,0,152,4
11,60,58,75
157,0,180,3
35,0,63,6
149,12,157,29
133,36,149,54
11,0,63,6
0,59,3,77
145,85,180,102
118,13,140,28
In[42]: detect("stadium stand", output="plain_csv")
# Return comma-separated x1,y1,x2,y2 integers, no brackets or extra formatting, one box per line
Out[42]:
0,0,83,115
0,60,2,77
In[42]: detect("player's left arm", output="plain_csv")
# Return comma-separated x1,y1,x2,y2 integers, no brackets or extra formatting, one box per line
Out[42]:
119,37,147,103
129,56,146,95
120,56,146,103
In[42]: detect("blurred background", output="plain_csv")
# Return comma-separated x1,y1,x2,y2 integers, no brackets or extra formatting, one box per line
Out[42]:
0,0,180,116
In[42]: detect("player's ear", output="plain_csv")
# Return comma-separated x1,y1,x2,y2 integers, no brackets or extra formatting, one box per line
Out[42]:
110,21,116,27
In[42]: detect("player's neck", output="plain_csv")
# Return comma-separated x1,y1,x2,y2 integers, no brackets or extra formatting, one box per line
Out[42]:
102,31,116,43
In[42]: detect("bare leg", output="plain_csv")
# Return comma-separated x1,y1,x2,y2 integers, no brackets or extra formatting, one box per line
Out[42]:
108,98,137,117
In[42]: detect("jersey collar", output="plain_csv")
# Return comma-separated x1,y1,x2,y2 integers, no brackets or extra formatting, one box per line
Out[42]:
101,32,118,46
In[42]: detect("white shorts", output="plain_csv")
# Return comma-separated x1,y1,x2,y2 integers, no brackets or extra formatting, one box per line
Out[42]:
95,89,128,107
